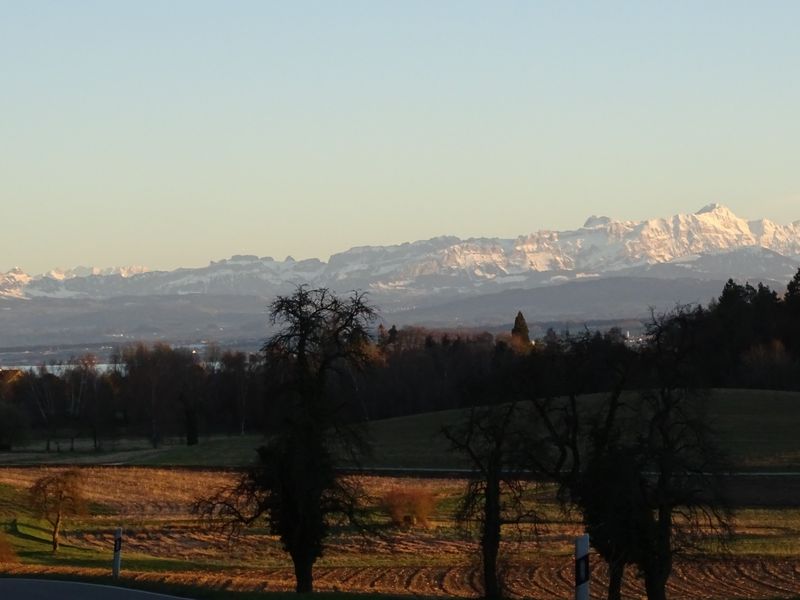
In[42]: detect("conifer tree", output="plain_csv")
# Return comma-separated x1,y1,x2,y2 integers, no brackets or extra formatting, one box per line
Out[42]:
511,311,531,350
786,268,800,308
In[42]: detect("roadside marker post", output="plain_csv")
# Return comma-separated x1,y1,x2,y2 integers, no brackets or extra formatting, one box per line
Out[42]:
112,527,122,579
575,534,590,600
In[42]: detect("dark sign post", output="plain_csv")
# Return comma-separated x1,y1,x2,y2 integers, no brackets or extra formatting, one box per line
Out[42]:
112,527,122,579
575,534,590,600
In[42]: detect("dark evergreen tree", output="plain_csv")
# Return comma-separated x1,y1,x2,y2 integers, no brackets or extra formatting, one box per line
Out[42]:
510,311,531,351
786,268,800,308
783,268,800,356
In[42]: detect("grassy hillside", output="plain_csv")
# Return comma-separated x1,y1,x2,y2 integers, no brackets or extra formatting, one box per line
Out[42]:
707,389,800,470
366,388,800,472
1,389,799,471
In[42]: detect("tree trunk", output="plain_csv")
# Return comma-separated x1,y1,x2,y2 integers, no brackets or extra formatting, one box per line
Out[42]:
482,473,502,600
238,388,247,435
52,513,62,553
643,541,670,600
184,399,199,446
644,505,673,600
150,386,159,448
607,559,624,600
292,555,314,593
644,570,668,600
151,413,159,448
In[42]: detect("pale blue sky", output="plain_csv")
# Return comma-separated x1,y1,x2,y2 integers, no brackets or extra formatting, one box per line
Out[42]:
2,1,799,274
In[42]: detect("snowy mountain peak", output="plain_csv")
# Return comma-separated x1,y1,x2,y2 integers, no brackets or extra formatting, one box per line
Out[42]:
0,267,33,299
696,202,728,215
2,204,799,304
43,265,149,280
695,203,743,224
583,215,612,228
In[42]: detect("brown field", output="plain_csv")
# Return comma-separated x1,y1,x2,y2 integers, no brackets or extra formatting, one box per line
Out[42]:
1,467,800,599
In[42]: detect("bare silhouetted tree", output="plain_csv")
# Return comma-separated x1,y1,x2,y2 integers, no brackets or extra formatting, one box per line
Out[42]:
29,469,87,552
443,399,539,600
195,286,376,593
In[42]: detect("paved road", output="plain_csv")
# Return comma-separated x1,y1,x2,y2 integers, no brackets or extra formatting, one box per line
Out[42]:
0,579,193,599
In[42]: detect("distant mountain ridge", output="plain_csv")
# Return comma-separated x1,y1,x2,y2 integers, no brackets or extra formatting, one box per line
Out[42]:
1,204,799,348
2,204,799,304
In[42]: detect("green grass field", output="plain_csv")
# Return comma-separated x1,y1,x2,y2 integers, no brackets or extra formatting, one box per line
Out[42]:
1,389,800,472
365,388,800,472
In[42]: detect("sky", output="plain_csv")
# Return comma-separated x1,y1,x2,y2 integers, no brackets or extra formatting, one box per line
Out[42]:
1,1,799,274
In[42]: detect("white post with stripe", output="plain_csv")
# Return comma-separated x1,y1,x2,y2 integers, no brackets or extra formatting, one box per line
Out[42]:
112,527,123,579
575,534,590,600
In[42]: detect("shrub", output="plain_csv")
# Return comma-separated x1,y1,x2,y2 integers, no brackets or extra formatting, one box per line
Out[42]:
380,488,437,528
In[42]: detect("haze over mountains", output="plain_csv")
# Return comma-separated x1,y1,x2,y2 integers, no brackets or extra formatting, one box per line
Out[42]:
2,204,799,349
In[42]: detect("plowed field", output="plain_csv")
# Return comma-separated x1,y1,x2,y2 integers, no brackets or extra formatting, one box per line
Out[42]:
5,559,800,599
2,467,800,599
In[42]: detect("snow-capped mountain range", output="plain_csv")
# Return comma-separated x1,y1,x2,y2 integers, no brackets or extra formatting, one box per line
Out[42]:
0,265,148,299
1,203,799,349
2,203,799,304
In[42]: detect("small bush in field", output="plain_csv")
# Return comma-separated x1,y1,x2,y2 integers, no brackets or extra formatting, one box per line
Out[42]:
0,532,17,563
381,488,437,528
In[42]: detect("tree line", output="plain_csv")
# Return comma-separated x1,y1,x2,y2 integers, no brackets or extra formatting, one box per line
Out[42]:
4,269,800,452
0,344,266,451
